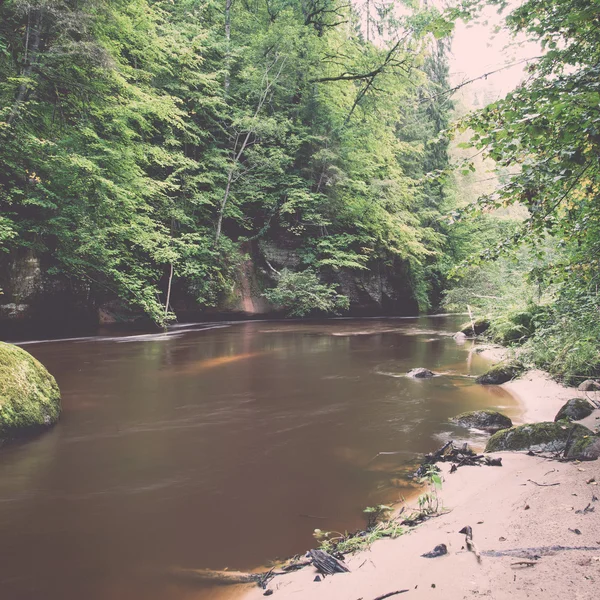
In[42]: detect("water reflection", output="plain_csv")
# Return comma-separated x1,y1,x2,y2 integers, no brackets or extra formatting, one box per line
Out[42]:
0,316,518,600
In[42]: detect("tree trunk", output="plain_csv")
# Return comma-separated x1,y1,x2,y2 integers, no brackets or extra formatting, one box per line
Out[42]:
224,0,232,92
8,7,44,125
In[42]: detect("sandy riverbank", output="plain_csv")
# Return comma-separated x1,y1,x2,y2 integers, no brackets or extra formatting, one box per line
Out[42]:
232,345,600,600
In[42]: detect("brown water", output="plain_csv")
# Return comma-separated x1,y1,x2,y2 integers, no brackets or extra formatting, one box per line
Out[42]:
0,317,519,600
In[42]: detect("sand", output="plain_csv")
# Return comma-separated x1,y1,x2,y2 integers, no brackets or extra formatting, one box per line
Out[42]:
227,345,600,600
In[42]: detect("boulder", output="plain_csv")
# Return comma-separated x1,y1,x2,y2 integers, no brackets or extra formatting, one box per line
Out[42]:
475,362,523,385
571,437,600,461
460,317,490,337
450,410,513,433
453,331,467,344
407,368,435,379
554,398,594,422
0,342,61,443
578,379,600,392
485,422,595,458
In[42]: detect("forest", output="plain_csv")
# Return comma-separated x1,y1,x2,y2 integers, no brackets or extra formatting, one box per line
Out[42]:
1,0,600,383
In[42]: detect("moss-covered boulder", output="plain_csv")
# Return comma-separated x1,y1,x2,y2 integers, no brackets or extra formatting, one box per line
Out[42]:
460,317,490,336
450,410,513,433
485,422,595,457
0,342,61,442
475,362,523,385
571,436,600,461
554,398,594,422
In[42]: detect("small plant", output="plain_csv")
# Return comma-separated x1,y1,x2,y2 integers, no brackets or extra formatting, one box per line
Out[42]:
313,504,403,554
416,466,443,516
262,268,349,317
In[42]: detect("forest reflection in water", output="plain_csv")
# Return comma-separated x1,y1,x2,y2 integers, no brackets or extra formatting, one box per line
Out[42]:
0,316,519,600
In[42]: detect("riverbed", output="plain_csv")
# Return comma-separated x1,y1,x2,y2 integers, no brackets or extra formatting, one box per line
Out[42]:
0,316,519,599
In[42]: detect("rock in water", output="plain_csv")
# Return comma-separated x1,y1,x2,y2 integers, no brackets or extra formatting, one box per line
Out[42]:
554,398,594,422
485,422,596,458
578,379,600,392
475,362,523,385
407,368,435,378
453,331,467,344
450,410,513,433
0,342,61,443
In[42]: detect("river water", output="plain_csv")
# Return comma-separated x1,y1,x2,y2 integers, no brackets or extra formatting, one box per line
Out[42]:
0,316,518,599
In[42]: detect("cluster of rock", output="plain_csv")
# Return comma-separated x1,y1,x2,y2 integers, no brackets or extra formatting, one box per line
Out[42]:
449,396,599,461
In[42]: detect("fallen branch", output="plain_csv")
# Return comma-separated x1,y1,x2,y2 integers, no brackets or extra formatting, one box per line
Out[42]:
372,591,410,600
308,549,350,575
459,525,481,562
527,479,560,487
167,567,265,585
511,561,537,568
417,441,501,476
483,544,600,558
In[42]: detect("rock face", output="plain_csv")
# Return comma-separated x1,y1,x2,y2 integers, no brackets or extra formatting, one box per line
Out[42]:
450,410,513,433
0,342,61,442
407,368,435,379
554,398,594,422
475,362,523,385
485,422,595,458
459,317,490,336
578,379,600,392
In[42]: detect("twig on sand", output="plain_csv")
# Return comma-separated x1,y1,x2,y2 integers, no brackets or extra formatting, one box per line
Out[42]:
459,525,481,562
511,561,537,568
483,544,600,558
527,479,560,487
372,590,410,600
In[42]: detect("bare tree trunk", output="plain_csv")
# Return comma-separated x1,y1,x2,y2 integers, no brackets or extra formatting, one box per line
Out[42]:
224,0,232,92
215,56,287,243
164,262,174,324
215,170,234,243
8,6,44,125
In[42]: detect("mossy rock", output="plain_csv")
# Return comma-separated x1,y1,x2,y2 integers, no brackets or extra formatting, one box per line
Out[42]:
554,398,594,422
450,409,512,433
570,436,600,461
475,361,523,385
485,422,595,457
495,324,529,345
460,317,490,336
0,342,61,442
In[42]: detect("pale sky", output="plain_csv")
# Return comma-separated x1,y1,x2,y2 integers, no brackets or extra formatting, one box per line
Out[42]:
449,3,539,101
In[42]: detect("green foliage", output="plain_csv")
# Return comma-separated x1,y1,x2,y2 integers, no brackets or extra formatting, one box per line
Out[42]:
523,291,600,385
448,0,600,383
0,0,454,324
262,268,349,316
313,504,404,555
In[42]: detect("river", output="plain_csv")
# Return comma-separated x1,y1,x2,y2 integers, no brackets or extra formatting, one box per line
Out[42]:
0,316,518,599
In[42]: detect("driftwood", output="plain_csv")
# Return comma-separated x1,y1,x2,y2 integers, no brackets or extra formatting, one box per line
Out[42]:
167,567,264,585
416,441,502,477
168,556,312,588
307,549,350,575
459,525,481,562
